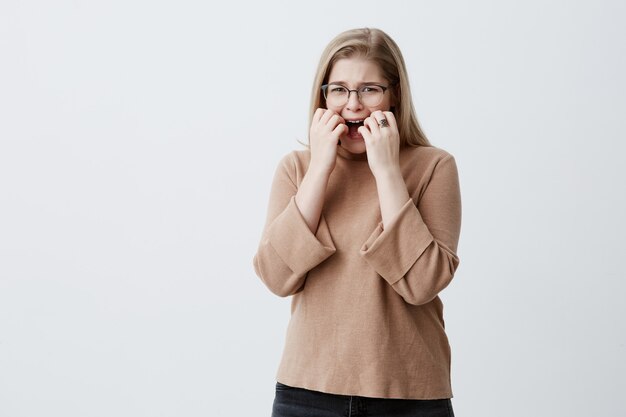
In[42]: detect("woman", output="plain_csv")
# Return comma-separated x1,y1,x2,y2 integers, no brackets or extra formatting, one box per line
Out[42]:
253,28,461,417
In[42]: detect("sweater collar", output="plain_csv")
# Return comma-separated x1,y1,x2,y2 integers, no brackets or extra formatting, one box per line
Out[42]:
337,146,368,162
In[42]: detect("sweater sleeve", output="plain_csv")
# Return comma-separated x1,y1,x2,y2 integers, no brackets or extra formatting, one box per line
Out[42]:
359,154,462,305
253,153,337,297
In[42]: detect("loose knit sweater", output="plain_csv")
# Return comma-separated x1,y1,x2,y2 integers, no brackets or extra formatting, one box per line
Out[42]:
252,144,462,400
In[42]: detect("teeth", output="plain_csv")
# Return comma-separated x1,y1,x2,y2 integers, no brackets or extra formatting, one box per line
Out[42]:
346,120,364,124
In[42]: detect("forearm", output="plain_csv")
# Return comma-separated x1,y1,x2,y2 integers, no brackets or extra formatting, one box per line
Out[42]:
295,167,331,234
375,168,411,229
360,197,460,305
362,155,461,305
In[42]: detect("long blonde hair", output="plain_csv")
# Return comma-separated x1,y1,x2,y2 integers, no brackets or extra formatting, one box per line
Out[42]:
306,28,431,148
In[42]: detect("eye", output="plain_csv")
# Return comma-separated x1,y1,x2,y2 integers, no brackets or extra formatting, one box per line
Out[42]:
329,85,347,93
361,85,382,93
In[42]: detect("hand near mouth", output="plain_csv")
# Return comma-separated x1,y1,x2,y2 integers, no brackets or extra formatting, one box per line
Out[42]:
296,108,346,234
309,108,348,174
358,110,410,230
358,110,401,178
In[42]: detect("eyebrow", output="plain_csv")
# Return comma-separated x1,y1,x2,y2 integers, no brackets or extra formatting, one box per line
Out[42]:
327,81,384,86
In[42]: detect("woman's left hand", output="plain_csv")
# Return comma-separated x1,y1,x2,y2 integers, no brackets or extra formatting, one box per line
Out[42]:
358,111,401,178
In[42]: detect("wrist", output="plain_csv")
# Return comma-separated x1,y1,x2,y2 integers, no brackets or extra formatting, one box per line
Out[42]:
308,160,335,178
373,165,402,182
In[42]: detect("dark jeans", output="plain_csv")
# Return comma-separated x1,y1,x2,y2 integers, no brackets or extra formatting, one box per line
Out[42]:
271,382,455,417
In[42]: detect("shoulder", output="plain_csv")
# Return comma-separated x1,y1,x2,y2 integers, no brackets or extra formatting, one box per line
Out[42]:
399,145,461,196
273,149,311,184
276,149,310,169
401,144,455,162
400,145,458,174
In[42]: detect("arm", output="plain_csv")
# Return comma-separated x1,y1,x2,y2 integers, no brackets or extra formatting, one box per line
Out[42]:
360,154,462,305
295,108,346,233
295,164,333,234
374,167,411,230
358,110,411,229
253,109,346,297
252,153,337,297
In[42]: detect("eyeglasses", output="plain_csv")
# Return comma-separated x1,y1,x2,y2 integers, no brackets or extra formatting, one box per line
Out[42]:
321,83,389,107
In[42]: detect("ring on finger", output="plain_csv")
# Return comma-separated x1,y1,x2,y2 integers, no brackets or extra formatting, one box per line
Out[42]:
378,118,389,128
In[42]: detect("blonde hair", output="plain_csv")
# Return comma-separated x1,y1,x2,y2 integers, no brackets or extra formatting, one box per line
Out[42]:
305,28,431,148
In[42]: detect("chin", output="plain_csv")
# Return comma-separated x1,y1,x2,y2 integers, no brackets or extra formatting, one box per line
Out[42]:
342,141,367,154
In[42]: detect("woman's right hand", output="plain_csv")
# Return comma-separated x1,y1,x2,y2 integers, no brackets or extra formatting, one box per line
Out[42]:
309,108,347,175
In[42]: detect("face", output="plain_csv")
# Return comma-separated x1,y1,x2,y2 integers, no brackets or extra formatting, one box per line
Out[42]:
325,57,394,155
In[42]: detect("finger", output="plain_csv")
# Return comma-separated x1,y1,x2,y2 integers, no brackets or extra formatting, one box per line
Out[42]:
363,116,380,136
332,123,348,138
370,110,390,130
358,125,373,143
320,109,336,125
312,108,325,123
328,114,345,130
382,111,398,132
370,110,384,122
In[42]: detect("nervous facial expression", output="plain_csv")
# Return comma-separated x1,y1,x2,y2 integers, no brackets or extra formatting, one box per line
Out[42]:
325,57,394,155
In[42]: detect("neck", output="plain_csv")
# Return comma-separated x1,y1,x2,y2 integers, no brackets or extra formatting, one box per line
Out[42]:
337,145,368,161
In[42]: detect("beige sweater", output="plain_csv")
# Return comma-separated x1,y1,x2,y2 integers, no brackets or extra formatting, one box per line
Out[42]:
253,144,462,400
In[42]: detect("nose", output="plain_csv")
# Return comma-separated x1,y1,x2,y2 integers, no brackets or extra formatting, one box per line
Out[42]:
345,90,363,111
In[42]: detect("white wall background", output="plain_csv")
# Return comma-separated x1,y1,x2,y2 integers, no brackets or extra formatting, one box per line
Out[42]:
1,1,624,416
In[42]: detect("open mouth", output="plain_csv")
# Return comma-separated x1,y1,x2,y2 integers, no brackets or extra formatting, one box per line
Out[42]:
345,119,365,139
346,119,365,127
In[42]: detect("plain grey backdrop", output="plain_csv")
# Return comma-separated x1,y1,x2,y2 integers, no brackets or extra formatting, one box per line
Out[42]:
1,1,625,416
